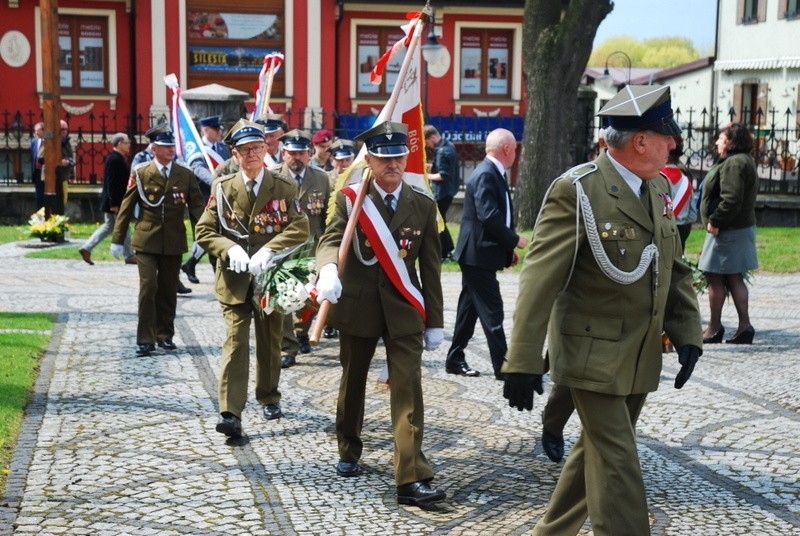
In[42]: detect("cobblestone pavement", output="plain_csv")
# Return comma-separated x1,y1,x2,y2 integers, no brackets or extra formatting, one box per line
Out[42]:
0,240,798,535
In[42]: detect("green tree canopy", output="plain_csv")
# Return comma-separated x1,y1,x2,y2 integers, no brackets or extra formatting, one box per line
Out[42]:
588,36,700,68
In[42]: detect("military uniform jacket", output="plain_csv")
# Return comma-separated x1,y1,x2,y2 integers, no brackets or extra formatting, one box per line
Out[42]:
278,163,331,245
113,160,205,255
503,152,702,396
316,182,444,339
195,169,310,306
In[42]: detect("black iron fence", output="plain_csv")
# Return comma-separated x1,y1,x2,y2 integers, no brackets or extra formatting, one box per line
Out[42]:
2,106,798,194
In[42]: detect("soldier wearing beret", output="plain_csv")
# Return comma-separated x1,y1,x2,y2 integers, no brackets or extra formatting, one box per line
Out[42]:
502,85,703,535
111,124,206,356
275,129,333,368
195,120,309,437
310,128,334,171
315,121,446,507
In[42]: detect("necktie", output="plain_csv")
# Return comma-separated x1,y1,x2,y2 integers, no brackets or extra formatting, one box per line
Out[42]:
639,181,651,215
384,194,395,218
246,179,256,203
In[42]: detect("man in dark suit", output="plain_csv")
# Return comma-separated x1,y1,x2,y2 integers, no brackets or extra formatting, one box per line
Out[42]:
31,122,44,209
444,128,528,379
79,133,135,265
315,121,446,507
111,124,206,356
502,86,702,535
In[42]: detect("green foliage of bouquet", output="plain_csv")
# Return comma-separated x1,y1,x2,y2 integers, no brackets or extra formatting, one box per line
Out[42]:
685,256,753,295
254,241,319,317
28,208,69,242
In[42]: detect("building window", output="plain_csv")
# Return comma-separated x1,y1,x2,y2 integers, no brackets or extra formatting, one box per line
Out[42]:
355,26,407,98
742,0,759,23
459,29,512,99
186,0,284,94
58,16,108,92
786,0,799,18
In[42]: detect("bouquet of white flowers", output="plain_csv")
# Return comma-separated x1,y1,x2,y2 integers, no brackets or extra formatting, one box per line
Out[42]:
254,241,319,318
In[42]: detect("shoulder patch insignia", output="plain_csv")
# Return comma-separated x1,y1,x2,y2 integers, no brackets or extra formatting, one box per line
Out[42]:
410,184,435,201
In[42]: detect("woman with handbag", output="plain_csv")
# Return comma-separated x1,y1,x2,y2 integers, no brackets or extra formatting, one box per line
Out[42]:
698,123,759,344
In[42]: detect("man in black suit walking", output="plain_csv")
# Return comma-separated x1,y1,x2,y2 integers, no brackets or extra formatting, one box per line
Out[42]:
445,128,528,378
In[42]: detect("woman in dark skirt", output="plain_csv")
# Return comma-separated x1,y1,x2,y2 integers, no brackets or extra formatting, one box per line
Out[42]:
698,123,758,344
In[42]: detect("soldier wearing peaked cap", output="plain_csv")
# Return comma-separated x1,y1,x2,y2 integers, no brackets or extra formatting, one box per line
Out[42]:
195,120,309,437
274,129,332,368
255,113,286,166
111,123,206,357
314,120,446,506
502,85,702,535
327,139,356,186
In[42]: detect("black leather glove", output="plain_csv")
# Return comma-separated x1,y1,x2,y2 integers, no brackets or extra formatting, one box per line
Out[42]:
503,373,544,411
674,345,701,389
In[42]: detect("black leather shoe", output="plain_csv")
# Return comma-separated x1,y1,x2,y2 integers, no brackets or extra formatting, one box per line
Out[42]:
263,403,283,420
541,427,565,463
136,343,155,356
177,281,192,294
703,326,724,344
323,326,338,339
216,413,242,437
181,258,199,284
396,481,446,506
158,339,177,351
335,461,361,477
445,362,480,377
281,354,296,369
726,325,755,344
298,335,312,354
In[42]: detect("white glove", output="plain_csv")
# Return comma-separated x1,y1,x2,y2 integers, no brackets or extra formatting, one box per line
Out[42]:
424,328,444,351
316,263,342,304
227,244,250,273
248,247,274,277
110,243,125,259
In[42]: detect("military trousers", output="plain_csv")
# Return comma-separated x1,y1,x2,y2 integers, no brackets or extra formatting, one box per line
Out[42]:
533,389,649,536
336,331,434,486
542,383,576,439
281,310,313,357
218,301,283,418
136,252,181,345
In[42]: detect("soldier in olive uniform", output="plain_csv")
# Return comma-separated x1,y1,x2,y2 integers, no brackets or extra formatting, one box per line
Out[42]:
315,121,446,507
111,124,206,356
195,120,309,437
326,139,356,189
276,129,333,368
502,86,703,535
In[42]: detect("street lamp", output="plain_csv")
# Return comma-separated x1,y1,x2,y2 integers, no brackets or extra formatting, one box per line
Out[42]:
420,8,451,116
602,50,632,87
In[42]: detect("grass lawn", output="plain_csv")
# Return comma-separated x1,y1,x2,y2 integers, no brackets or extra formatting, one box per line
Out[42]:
0,312,54,495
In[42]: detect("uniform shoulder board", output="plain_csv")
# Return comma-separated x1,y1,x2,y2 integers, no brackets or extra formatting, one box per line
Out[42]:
268,163,283,172
132,160,150,172
269,169,293,185
217,172,237,183
410,184,435,201
172,160,191,171
559,162,598,184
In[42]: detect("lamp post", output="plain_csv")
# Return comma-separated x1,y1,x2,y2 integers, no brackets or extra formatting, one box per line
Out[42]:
603,50,632,88
421,8,450,116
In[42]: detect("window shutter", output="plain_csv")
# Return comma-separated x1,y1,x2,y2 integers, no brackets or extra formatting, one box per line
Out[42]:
737,0,745,23
758,0,768,21
732,83,743,123
757,83,769,125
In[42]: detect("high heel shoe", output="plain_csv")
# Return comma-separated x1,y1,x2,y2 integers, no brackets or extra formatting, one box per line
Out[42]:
726,326,755,344
702,326,725,344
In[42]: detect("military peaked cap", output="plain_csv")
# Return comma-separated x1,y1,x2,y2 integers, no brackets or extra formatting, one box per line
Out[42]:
355,121,409,157
597,85,681,136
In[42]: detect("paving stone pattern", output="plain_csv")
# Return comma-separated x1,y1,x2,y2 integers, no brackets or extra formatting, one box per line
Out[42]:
0,240,798,535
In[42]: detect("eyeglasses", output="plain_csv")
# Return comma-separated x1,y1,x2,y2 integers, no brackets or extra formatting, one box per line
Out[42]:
235,145,266,156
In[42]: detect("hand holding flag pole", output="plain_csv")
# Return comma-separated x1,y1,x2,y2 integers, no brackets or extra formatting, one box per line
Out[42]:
310,6,431,346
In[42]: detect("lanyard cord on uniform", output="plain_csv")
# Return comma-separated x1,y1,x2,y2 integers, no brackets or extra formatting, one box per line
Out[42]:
215,182,250,239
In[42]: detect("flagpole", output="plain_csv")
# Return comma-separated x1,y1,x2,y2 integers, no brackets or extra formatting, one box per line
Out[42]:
259,61,278,118
310,8,429,346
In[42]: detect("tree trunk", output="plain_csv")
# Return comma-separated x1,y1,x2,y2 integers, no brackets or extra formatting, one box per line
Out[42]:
516,0,613,229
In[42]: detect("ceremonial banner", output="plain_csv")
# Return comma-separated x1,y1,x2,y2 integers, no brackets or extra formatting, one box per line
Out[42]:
164,74,216,170
252,52,284,120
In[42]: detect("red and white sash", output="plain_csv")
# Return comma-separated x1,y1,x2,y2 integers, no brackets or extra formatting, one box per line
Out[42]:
662,165,692,217
341,184,426,322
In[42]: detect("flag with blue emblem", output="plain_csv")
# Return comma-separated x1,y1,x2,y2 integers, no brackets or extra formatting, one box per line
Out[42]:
164,74,215,170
